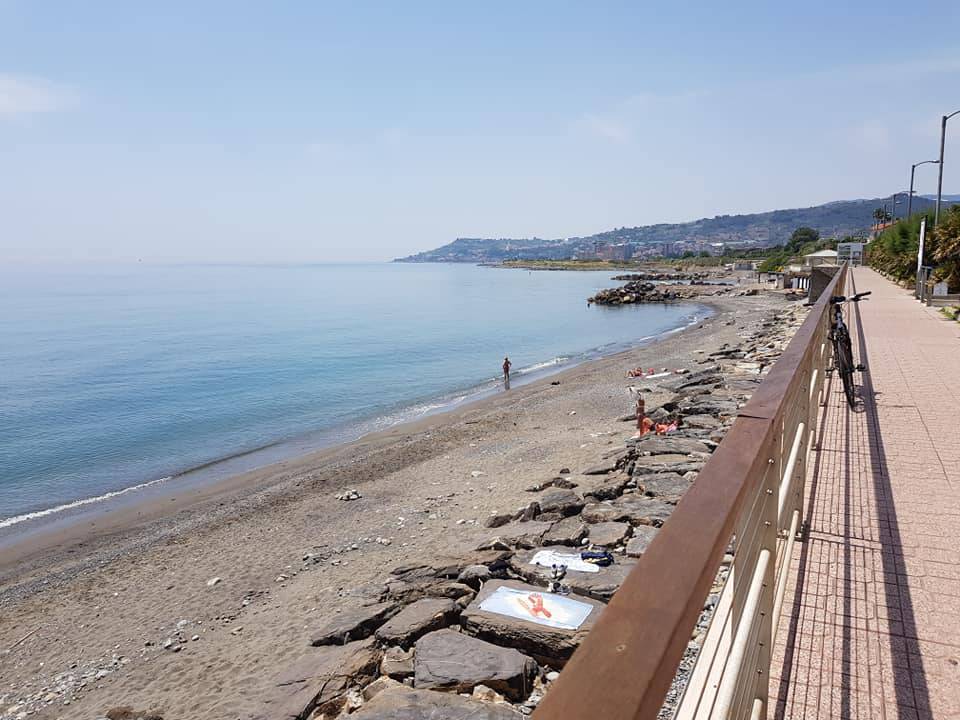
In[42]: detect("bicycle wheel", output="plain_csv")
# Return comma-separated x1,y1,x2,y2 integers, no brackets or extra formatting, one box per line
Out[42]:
835,331,856,407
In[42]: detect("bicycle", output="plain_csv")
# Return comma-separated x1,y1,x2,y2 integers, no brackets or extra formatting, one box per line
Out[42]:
828,291,870,407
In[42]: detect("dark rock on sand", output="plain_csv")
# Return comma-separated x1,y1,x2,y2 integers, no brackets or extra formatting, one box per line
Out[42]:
384,579,475,605
536,489,584,517
414,629,537,701
461,580,604,666
268,637,381,718
375,598,460,647
478,520,554,550
349,686,522,719
310,602,397,646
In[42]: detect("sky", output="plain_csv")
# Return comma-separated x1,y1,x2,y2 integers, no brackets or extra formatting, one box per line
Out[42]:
2,1,959,263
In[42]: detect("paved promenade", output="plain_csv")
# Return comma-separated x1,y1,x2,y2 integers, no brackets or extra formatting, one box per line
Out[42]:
770,268,960,719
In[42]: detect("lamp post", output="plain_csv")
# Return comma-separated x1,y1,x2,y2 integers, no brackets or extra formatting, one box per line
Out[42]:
909,160,940,218
891,192,905,222
935,109,960,227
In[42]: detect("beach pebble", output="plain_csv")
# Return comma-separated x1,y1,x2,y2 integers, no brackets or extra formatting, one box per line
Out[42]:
470,471,485,478
546,671,560,682
336,489,362,501
206,576,221,587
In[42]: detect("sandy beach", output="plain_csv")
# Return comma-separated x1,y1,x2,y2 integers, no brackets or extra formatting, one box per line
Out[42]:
0,289,796,720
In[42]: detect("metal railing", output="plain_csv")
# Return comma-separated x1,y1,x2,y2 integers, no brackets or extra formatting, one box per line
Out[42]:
534,266,845,720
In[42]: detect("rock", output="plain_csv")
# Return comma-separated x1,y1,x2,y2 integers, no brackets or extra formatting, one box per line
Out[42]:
508,547,637,602
632,454,705,474
558,467,571,475
680,398,738,416
267,637,381,719
205,577,221,587
587,521,631,547
414,629,536,701
611,497,675,527
385,579,475,605
625,526,660,557
542,517,588,546
311,602,397,646
535,511,563,523
580,503,626,524
515,501,540,522
634,436,710,456
582,460,618,475
381,646,414,679
363,676,405,701
349,686,521,719
336,488,362,501
536,489,584,517
580,475,629,502
479,521,554,550
485,513,514,529
545,671,560,682
458,564,492,588
682,414,721,430
461,580,603,666
638,472,693,502
473,684,509,703
375,598,460,647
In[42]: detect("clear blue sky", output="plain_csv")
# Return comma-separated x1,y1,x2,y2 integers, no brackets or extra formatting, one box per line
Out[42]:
2,1,959,263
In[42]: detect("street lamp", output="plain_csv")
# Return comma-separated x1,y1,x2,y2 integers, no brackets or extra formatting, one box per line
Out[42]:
890,192,906,222
908,160,940,218
935,109,960,227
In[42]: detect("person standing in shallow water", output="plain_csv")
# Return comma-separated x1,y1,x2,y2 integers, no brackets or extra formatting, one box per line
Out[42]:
502,356,512,390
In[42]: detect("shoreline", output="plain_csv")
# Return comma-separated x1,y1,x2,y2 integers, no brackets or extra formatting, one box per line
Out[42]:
0,304,711,563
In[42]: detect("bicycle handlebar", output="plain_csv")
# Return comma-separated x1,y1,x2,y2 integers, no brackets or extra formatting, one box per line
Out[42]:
829,291,871,304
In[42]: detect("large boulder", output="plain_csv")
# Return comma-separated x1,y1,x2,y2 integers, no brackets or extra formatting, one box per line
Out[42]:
536,489,584,517
461,580,605,666
508,547,637,602
478,520,554,549
349,685,522,719
634,436,710,456
375,598,460,647
586,521,631,547
265,637,381,718
311,602,397,646
414,629,536,701
638,472,693,502
580,475,630,501
580,503,626,524
542,517,588,546
384,579,475,606
611,497,675,527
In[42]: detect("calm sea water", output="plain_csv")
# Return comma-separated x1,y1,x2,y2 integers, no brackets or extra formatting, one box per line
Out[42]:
0,263,705,526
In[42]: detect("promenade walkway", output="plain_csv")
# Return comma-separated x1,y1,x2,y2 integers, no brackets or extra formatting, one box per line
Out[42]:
770,268,960,719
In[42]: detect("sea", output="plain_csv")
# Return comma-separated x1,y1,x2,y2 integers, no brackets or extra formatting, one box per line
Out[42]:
0,263,707,530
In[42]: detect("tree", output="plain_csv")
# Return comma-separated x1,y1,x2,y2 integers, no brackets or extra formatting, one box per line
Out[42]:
784,227,820,254
681,250,695,258
931,206,960,290
698,250,711,258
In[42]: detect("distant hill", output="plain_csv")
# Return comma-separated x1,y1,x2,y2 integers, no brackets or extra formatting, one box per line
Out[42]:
395,195,953,263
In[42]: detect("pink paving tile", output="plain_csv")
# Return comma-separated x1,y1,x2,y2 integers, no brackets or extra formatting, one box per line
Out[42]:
770,269,960,719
